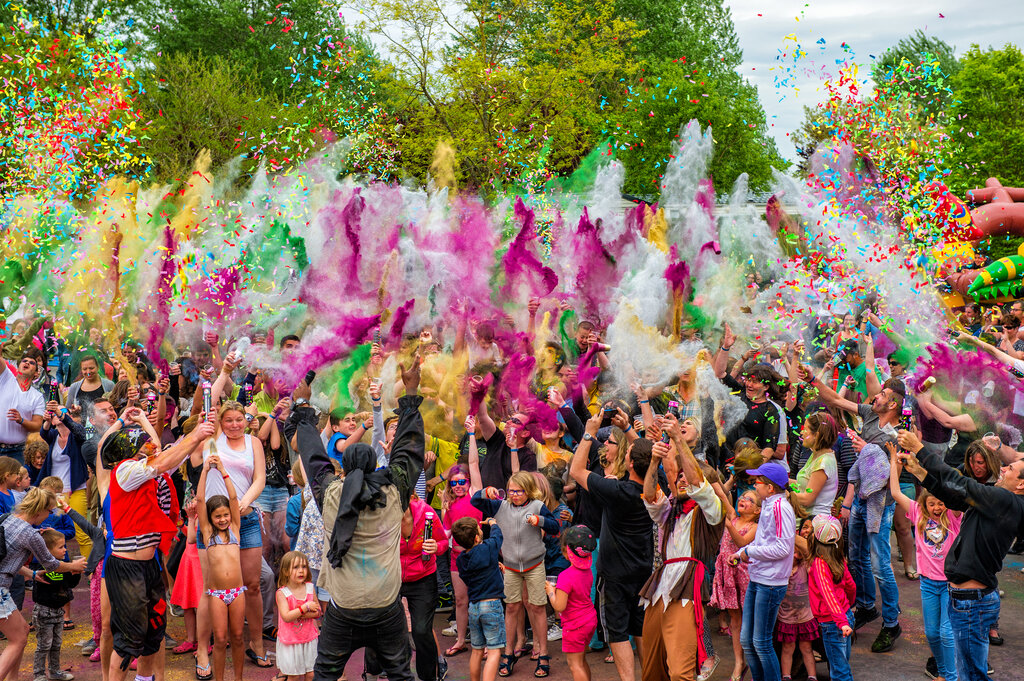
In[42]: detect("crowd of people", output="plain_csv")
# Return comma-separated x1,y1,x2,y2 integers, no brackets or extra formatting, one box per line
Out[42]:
0,294,1022,681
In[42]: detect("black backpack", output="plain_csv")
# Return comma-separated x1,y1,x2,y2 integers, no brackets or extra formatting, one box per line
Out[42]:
0,513,10,564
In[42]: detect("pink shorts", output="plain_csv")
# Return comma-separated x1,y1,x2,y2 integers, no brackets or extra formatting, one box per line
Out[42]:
560,618,598,654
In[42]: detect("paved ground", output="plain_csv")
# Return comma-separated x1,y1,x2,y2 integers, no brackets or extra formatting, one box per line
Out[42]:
11,553,1024,681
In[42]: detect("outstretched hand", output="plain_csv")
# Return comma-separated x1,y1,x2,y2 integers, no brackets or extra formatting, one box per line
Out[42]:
400,353,422,396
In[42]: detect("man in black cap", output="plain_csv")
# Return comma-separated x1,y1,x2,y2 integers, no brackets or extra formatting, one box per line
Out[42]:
287,358,425,681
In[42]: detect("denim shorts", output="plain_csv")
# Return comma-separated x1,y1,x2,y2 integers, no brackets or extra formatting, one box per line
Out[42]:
196,511,262,550
468,599,506,649
0,587,16,620
254,485,290,514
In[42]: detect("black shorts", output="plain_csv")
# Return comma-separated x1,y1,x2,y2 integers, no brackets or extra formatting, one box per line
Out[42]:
105,555,167,665
597,576,645,643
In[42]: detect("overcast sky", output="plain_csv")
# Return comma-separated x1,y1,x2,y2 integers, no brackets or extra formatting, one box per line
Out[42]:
727,0,1024,163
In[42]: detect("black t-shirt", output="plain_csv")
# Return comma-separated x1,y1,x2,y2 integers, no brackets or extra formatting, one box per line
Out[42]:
586,473,653,582
76,385,105,410
481,430,537,489
722,374,781,452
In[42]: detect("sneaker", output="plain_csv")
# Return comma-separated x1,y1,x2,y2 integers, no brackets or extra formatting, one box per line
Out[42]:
853,607,880,631
925,656,938,679
81,640,97,656
169,604,184,617
89,649,101,663
436,592,453,614
1010,537,1024,555
438,657,449,681
441,625,457,638
870,624,901,653
48,672,75,681
546,624,562,642
165,632,179,649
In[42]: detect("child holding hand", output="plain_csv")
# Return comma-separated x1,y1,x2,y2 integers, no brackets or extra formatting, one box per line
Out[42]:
544,525,598,681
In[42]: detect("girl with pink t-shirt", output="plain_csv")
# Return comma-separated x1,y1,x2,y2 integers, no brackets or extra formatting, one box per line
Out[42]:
275,551,321,681
544,525,598,681
890,449,962,681
440,417,484,657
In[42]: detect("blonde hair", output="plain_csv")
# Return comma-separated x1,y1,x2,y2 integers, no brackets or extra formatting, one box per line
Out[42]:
508,471,542,501
41,527,65,551
38,476,64,493
915,489,951,537
0,456,20,483
15,487,56,518
278,551,311,587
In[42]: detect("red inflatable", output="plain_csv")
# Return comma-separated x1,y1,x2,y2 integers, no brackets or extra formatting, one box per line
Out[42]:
966,178,1024,237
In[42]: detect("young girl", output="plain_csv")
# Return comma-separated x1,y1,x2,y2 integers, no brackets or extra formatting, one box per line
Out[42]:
196,455,246,681
275,551,321,681
441,418,484,657
807,515,855,681
711,490,760,681
544,526,598,681
776,523,819,681
0,456,22,513
472,470,560,677
730,461,796,681
889,445,961,681
170,498,202,654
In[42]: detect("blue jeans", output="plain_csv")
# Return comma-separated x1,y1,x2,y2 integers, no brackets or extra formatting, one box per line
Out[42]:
921,577,957,681
820,610,854,681
848,498,900,626
949,588,999,681
740,582,788,681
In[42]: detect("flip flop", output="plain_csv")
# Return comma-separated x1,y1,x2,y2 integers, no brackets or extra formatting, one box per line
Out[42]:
444,643,468,657
63,620,76,630
245,648,273,667
195,661,212,681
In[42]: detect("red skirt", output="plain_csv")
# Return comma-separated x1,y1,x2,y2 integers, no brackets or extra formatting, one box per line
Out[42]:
170,543,203,610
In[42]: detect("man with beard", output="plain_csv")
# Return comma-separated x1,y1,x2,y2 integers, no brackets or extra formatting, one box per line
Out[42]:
639,414,724,681
0,350,46,463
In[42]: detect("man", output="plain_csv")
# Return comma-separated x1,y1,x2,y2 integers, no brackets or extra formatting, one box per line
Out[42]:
0,350,46,462
801,363,903,653
100,406,214,681
1008,300,1024,324
897,429,1024,681
473,395,538,490
288,358,425,681
66,354,114,411
640,415,723,681
570,410,653,681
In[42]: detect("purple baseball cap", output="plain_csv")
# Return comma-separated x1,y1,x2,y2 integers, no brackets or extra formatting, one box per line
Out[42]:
745,461,790,489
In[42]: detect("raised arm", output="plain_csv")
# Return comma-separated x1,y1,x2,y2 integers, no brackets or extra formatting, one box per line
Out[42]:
864,334,882,399
916,392,976,432
713,323,736,378
569,411,601,492
800,363,859,415
387,358,426,511
960,332,1019,367
196,459,213,540
886,442,913,515
465,416,484,493
285,383,336,512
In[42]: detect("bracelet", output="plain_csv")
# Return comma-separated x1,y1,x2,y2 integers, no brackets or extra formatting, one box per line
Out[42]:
624,423,633,432
31,570,36,580
510,448,519,453
115,418,124,427
721,345,733,351
842,505,852,510
222,474,230,480
638,400,649,404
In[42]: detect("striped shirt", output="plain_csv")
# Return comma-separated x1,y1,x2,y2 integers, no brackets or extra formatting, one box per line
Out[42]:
110,459,168,553
0,515,61,590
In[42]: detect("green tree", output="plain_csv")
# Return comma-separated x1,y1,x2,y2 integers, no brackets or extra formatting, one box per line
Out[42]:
137,53,313,182
947,45,1024,194
873,30,960,118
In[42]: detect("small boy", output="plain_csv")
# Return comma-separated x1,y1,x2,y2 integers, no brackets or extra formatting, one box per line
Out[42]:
11,465,32,504
452,517,505,681
36,478,76,539
33,528,80,681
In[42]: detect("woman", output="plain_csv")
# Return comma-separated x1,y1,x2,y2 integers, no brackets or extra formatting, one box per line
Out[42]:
441,428,483,657
191,401,268,676
721,363,788,462
249,399,292,574
961,440,999,485
792,412,840,516
0,488,86,680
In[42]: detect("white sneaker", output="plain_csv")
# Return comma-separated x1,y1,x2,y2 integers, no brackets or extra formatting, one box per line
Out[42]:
48,672,74,681
546,624,562,642
441,625,457,637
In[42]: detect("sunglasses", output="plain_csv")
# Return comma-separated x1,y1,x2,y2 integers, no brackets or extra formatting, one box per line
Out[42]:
449,479,468,487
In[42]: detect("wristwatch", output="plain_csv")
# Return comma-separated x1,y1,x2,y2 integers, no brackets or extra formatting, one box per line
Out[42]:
582,433,594,442
293,398,309,408
244,413,255,423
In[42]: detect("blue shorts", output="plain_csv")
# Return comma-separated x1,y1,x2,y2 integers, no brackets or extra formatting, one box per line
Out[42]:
468,599,505,650
254,485,289,514
197,511,262,550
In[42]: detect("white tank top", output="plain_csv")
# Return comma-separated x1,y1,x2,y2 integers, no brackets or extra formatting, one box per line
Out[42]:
203,433,255,501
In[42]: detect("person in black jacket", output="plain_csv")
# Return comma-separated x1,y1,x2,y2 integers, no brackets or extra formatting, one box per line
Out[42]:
896,429,1024,681
33,528,82,681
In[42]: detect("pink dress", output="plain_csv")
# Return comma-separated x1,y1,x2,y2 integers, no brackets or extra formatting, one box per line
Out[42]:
276,583,320,676
775,563,819,642
710,519,753,610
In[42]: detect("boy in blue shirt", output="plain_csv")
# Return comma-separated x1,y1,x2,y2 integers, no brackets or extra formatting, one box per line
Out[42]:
453,517,505,681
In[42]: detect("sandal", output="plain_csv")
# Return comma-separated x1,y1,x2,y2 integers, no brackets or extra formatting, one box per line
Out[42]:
195,661,212,681
63,620,76,630
534,655,551,678
174,640,199,655
604,653,615,664
905,569,919,581
498,654,516,677
444,643,468,657
513,646,532,659
717,625,731,637
245,648,273,668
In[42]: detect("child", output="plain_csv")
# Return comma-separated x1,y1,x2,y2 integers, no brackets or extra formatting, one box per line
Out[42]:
808,514,855,681
471,473,559,677
11,466,32,503
730,461,797,681
776,525,819,681
452,517,505,681
544,525,597,681
32,528,81,681
889,445,961,681
196,455,246,681
275,551,320,681
170,498,202,654
711,490,760,681
55,494,106,660
285,460,306,550
36,478,76,539
0,456,22,512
